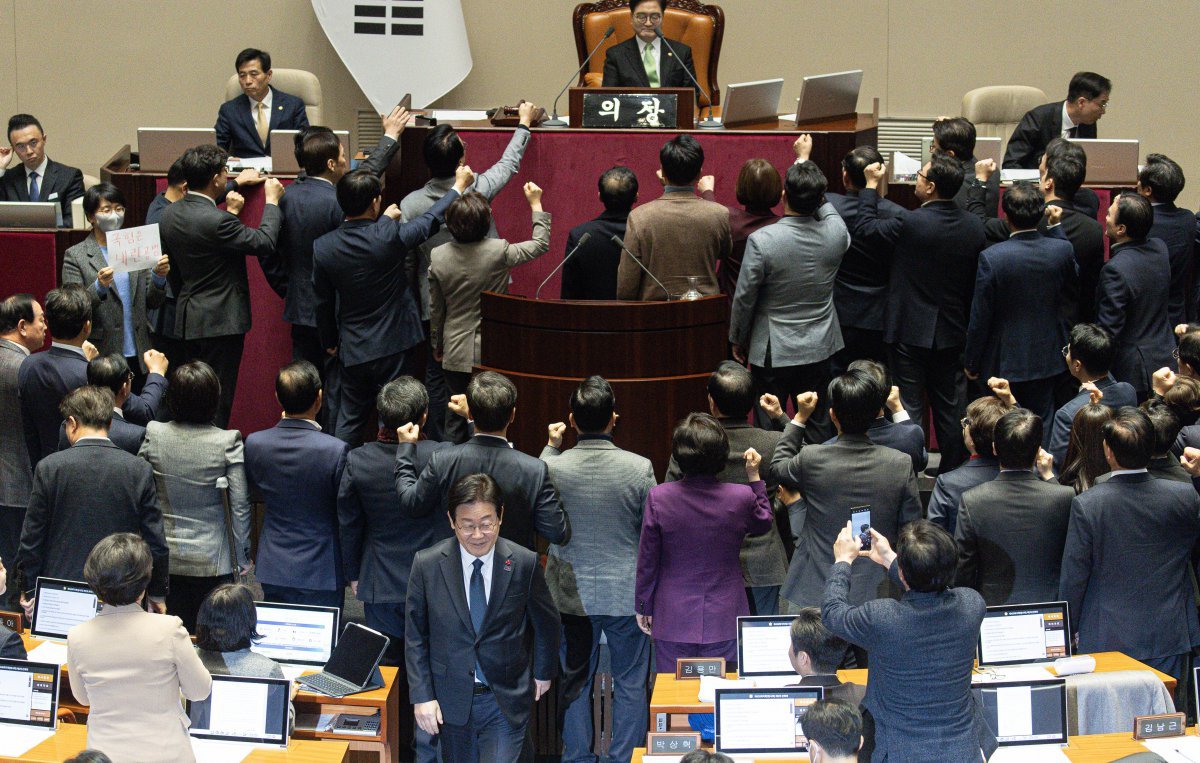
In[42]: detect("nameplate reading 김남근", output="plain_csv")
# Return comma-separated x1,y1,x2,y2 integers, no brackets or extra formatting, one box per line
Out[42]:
582,93,679,129
105,223,163,273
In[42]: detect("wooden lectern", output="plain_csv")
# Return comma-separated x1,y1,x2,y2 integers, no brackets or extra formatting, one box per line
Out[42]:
478,292,730,478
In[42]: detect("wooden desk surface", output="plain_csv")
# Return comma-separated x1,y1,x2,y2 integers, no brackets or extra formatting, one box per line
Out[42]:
10,723,348,762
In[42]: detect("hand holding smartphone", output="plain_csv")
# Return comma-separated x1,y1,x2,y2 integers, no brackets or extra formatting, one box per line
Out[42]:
850,506,872,551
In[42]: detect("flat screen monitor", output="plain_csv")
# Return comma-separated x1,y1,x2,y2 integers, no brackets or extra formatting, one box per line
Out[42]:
251,601,340,667
31,578,99,642
187,674,290,746
972,679,1068,746
714,686,824,755
0,201,58,229
977,601,1071,667
138,128,217,173
795,70,863,123
270,130,349,175
0,658,59,730
736,615,797,678
1067,138,1140,185
721,79,785,127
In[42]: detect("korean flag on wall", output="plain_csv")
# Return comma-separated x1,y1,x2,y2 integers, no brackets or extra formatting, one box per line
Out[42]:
312,0,473,110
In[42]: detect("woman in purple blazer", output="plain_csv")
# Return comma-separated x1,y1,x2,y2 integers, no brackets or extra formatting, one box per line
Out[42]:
636,413,773,672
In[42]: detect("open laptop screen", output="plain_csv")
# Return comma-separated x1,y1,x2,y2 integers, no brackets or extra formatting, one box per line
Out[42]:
737,615,797,677
187,674,290,746
972,679,1068,746
714,686,824,755
251,602,340,667
0,659,59,730
977,601,1070,666
31,578,99,641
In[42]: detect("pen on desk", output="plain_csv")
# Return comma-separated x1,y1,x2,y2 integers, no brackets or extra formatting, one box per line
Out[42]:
1175,748,1199,763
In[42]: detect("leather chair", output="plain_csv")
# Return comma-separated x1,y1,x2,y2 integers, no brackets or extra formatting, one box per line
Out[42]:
961,85,1048,146
573,0,724,107
223,68,323,126
70,174,101,231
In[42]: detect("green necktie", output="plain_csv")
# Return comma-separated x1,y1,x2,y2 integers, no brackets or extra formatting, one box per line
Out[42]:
642,42,660,88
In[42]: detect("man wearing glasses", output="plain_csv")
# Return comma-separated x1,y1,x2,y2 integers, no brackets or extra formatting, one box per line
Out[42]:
602,0,698,93
0,113,85,227
1002,72,1111,170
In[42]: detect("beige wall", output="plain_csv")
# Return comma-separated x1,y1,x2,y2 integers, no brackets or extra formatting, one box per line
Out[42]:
7,0,1199,206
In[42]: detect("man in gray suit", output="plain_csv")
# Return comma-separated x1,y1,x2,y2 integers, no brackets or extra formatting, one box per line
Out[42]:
540,376,655,763
955,409,1074,606
666,362,787,616
730,156,850,442
400,103,537,442
0,294,45,601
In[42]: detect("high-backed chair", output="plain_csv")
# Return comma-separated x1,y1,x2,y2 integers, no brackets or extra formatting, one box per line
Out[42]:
573,0,724,108
71,174,101,231
961,85,1048,147
223,69,324,126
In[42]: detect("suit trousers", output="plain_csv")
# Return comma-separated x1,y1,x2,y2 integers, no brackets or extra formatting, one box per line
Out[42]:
445,370,473,445
167,573,234,634
748,585,781,616
559,614,651,763
1009,377,1058,441
259,583,343,609
1142,653,1190,711
751,360,834,443
440,689,526,763
334,351,410,447
185,334,245,429
422,322,450,443
831,326,886,378
364,602,435,763
291,324,334,431
0,505,23,606
889,343,967,473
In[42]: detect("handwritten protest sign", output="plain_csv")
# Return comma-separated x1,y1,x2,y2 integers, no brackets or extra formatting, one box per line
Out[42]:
105,224,162,273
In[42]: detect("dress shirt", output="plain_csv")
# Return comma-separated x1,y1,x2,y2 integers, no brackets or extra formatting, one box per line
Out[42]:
460,543,495,605
4,339,30,357
282,416,321,431
186,190,217,206
474,433,514,448
50,341,86,357
1060,102,1075,138
74,436,112,445
1107,468,1149,477
24,157,49,197
638,37,661,79
249,89,274,133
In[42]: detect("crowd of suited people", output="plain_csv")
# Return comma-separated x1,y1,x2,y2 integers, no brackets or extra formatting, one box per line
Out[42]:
3,68,1200,761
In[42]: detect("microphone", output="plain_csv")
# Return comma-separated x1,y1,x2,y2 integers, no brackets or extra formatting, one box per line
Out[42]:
535,232,592,299
610,234,671,300
544,27,616,129
655,29,721,130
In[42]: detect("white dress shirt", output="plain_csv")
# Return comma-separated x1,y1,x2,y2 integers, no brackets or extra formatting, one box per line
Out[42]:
638,36,662,81
50,341,86,357
1108,468,1149,477
249,88,274,127
186,190,217,206
460,543,495,605
25,157,49,198
1060,101,1076,138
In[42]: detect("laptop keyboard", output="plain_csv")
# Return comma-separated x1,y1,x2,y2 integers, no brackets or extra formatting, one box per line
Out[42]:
300,672,353,696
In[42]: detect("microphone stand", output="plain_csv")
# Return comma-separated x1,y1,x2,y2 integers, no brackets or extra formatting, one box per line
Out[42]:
535,233,592,299
655,30,721,129
544,27,616,128
610,235,671,300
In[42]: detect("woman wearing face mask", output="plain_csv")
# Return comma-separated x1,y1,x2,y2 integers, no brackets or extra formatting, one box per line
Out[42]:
62,183,170,381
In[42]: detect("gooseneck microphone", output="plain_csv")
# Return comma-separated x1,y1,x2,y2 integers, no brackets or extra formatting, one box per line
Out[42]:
610,234,671,300
655,29,721,130
544,27,616,128
535,233,592,299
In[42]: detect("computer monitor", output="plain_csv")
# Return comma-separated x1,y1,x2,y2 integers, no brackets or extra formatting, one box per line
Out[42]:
714,686,824,755
30,578,100,642
977,601,1071,667
737,615,797,678
920,135,1003,167
270,130,350,175
972,679,1068,747
794,70,863,124
0,201,59,229
251,601,340,667
721,79,785,128
0,659,60,730
1067,138,1141,185
138,128,217,173
187,674,290,747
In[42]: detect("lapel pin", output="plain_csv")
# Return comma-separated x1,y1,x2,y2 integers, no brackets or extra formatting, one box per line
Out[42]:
504,559,512,571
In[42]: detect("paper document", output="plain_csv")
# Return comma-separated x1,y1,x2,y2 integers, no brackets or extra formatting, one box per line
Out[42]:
190,738,266,762
994,685,1034,738
973,665,1054,683
26,642,69,667
697,675,755,703
106,224,163,273
1142,736,1200,763
892,151,921,177
280,664,308,680
1000,169,1041,183
0,727,56,757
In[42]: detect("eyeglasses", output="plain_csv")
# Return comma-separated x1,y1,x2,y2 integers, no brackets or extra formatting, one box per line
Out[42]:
633,13,663,24
455,520,499,536
916,171,929,183
960,417,971,429
1173,347,1181,360
1061,344,1070,358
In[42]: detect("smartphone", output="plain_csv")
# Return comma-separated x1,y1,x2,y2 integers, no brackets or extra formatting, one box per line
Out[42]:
396,93,412,112
850,506,872,551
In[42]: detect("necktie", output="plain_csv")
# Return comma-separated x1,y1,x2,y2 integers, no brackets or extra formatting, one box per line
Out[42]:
257,101,270,147
470,558,488,686
642,43,660,88
28,171,39,202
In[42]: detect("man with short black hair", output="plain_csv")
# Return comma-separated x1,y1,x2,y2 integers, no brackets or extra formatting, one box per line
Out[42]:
617,134,731,300
55,354,146,455
602,0,698,92
1134,400,1192,482
1003,72,1111,169
0,113,85,226
927,392,1011,534
245,361,349,607
802,699,864,763
1136,154,1195,325
787,608,864,705
932,117,999,217
215,47,309,159
561,166,639,300
1048,323,1138,467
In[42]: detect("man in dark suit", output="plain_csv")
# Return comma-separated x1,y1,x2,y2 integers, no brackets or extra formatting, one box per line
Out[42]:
1002,72,1110,169
0,559,27,657
601,1,698,95
856,153,987,473
15,385,169,611
1061,407,1200,694
1136,401,1193,483
787,608,864,706
955,409,1074,606
160,144,284,427
826,359,928,474
0,114,84,227
932,117,999,218
214,48,309,159
1136,154,1195,325
55,355,146,455
1097,193,1174,399
561,167,638,300
396,371,570,552
406,473,560,763
927,393,1010,534
245,362,348,608
1048,323,1138,467
313,166,471,446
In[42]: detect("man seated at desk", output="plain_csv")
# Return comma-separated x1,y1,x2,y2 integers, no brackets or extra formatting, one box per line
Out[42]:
1002,71,1110,170
602,0,698,94
215,47,309,159
0,113,84,227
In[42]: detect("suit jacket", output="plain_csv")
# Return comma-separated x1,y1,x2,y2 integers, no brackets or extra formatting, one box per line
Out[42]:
823,561,996,762
264,135,402,327
963,231,1078,381
1049,376,1137,468
0,624,25,658
1148,203,1197,327
827,190,902,332
401,127,531,320
245,419,349,591
953,167,1000,219
16,439,168,597
730,206,850,367
1096,238,1175,394
542,438,656,615
823,416,929,474
635,476,772,643
395,434,570,551
405,537,559,728
313,190,458,366
700,190,780,298
666,419,788,588
1003,101,1098,169
160,193,282,339
145,193,180,340
0,158,84,226
769,425,920,607
617,190,730,301
215,86,310,158
67,604,211,763
1060,472,1200,659
57,408,145,455
0,339,33,508
854,189,986,349
428,211,551,372
954,471,1074,605
561,211,629,300
601,36,698,92
61,236,165,371
926,456,1000,535
338,438,452,604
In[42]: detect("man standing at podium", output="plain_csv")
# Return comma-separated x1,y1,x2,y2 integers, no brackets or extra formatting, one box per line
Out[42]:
602,0,698,93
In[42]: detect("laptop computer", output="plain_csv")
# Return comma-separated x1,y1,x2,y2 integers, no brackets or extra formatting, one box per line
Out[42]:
1068,138,1141,185
921,135,1003,167
977,601,1071,667
972,678,1068,760
736,615,797,678
138,128,217,173
269,130,350,175
31,577,100,643
251,601,340,680
719,79,785,128
0,201,59,228
187,674,290,749
0,658,61,757
794,70,863,124
296,622,389,698
714,686,824,757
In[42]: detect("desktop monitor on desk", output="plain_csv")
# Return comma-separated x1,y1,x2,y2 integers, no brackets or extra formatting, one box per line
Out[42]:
138,128,217,173
972,678,1068,748
30,578,100,642
0,202,59,229
714,685,824,756
794,70,863,124
736,615,797,678
251,601,340,669
1068,138,1141,185
720,79,785,128
977,601,1071,667
187,674,291,747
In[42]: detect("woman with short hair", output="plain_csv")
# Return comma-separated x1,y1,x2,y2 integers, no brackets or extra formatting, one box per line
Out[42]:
700,158,782,296
195,583,284,678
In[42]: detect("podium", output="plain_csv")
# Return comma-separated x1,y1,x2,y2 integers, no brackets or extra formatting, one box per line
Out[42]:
478,292,730,478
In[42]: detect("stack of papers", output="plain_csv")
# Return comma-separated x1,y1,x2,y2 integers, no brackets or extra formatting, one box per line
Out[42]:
0,727,56,757
1142,736,1200,762
26,641,69,666
891,151,922,178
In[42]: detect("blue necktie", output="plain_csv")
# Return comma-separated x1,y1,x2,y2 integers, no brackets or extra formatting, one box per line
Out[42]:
470,558,488,686
28,171,39,202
